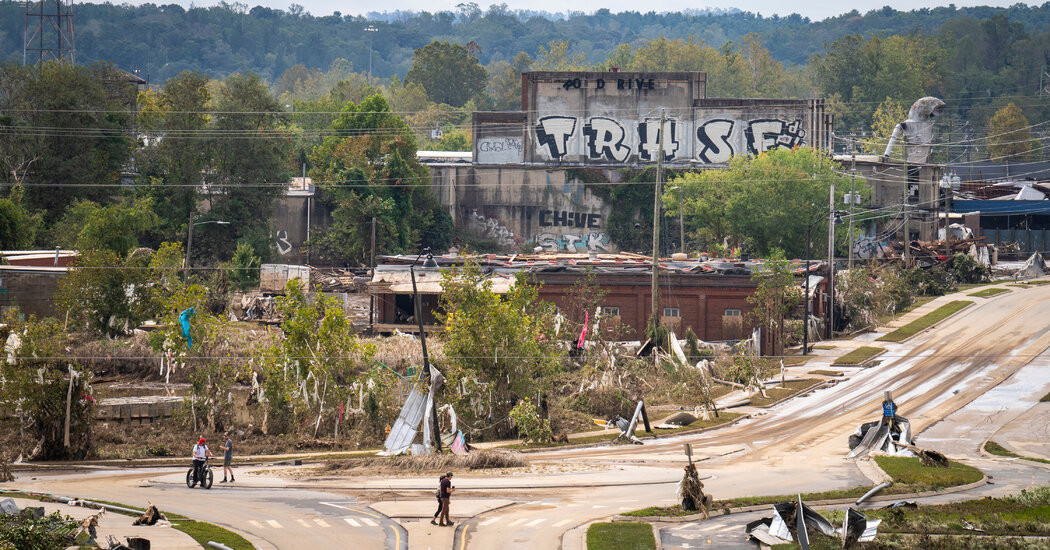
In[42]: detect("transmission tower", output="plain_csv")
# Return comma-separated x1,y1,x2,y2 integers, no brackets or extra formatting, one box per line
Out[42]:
23,0,76,65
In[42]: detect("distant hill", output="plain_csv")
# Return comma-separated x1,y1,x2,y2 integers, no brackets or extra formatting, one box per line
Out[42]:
3,1,1050,83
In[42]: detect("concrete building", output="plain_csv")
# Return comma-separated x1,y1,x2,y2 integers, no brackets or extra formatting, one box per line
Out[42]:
367,252,827,348
423,71,834,254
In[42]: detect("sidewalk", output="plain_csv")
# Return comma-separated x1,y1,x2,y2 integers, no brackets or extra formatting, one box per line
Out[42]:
5,496,199,549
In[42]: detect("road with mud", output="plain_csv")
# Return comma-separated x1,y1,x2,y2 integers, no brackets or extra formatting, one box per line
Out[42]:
8,283,1050,549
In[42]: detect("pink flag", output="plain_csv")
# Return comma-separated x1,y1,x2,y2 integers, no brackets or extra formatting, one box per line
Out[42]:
451,431,468,455
577,311,589,349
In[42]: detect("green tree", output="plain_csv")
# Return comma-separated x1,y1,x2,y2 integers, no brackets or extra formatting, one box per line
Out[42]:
134,71,212,243
487,52,532,110
862,97,909,156
0,62,134,217
227,241,261,291
58,248,153,337
51,197,159,257
534,40,589,71
405,41,487,107
438,261,562,439
309,94,452,265
0,185,43,249
668,148,855,258
745,249,798,357
987,102,1040,161
206,72,292,263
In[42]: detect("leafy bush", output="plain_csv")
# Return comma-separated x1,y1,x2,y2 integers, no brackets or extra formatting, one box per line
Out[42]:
509,397,552,444
0,510,78,549
949,253,989,284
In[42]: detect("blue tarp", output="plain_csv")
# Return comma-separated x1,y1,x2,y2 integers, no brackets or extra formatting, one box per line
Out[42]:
951,200,1050,215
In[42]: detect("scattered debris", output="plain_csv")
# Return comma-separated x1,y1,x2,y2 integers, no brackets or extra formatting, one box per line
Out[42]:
0,498,18,515
847,392,913,458
856,481,893,505
677,444,711,518
655,411,697,429
132,502,166,526
73,509,105,544
745,497,880,549
1016,252,1047,279
882,501,918,509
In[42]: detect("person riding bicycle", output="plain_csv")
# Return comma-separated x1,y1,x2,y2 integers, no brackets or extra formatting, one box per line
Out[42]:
192,437,213,486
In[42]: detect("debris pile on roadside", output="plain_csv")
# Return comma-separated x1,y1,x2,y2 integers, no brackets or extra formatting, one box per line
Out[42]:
846,392,950,466
744,495,880,548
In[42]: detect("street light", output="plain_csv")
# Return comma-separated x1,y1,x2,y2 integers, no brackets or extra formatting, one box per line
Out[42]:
364,25,378,83
409,248,441,451
184,212,231,280
803,210,844,355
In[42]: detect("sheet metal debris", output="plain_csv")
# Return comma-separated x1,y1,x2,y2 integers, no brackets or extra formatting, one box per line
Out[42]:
745,497,880,549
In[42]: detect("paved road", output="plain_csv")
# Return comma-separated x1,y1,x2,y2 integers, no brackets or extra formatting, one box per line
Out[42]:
7,283,1050,549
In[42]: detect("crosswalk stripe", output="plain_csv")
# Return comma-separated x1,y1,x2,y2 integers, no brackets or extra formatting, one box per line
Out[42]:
314,518,330,527
479,517,501,526
525,518,546,527
296,519,311,528
507,518,528,527
553,519,572,527
248,520,263,528
674,522,697,530
360,518,378,527
266,520,283,528
344,518,361,527
592,505,607,509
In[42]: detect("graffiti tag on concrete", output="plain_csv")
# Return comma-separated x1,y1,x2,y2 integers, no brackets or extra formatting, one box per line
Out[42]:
469,210,517,247
539,210,601,229
534,232,612,252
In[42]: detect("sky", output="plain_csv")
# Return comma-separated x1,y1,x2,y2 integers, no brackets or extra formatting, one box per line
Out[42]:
99,0,1031,22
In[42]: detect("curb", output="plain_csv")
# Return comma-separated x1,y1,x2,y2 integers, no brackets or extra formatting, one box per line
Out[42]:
614,475,990,523
875,301,974,344
511,413,752,454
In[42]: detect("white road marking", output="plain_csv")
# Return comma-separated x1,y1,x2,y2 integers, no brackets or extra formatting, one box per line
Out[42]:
592,505,607,509
553,519,572,527
479,517,501,526
360,518,377,527
674,522,697,530
313,518,331,527
266,520,283,528
507,518,528,527
248,520,263,528
525,518,546,527
296,519,311,528
344,518,361,527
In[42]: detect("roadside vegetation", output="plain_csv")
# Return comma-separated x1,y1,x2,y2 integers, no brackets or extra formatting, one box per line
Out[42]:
984,440,1050,465
586,522,655,550
832,346,885,366
967,288,1010,297
877,301,974,342
625,456,982,517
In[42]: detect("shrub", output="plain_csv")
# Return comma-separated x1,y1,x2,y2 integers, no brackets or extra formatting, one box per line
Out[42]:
949,253,989,284
509,398,553,444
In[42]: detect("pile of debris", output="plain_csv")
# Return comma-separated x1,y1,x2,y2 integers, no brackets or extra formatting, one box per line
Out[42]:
315,267,369,293
890,236,991,267
745,496,880,548
847,392,949,467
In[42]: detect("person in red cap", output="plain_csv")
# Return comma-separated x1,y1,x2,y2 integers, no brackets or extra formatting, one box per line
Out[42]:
191,436,213,487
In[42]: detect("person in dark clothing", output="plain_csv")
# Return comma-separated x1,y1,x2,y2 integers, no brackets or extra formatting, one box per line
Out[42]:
438,472,455,526
430,474,446,525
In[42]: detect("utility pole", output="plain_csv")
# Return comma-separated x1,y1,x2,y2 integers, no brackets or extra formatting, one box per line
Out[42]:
903,139,910,266
650,109,666,334
826,182,835,339
945,118,953,260
847,155,856,271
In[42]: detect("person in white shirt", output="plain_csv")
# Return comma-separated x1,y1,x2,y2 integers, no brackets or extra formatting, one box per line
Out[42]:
191,437,212,486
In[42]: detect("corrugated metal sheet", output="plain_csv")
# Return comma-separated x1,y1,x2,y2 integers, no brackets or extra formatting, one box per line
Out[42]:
383,388,428,452
370,268,516,294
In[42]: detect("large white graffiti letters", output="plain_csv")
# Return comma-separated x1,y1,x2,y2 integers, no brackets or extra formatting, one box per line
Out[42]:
535,116,577,159
637,118,679,161
745,119,805,155
583,117,631,162
275,230,292,255
535,232,612,252
696,119,735,164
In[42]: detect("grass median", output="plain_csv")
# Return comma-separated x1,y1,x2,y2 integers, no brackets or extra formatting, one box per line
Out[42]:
831,346,885,366
749,379,823,408
586,522,655,550
877,301,973,343
623,456,983,517
504,412,743,450
968,287,1010,297
984,440,1050,465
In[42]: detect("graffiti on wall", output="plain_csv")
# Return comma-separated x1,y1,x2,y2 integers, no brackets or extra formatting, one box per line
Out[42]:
534,232,612,252
468,210,517,247
476,137,523,164
275,230,292,255
539,210,601,228
534,115,806,164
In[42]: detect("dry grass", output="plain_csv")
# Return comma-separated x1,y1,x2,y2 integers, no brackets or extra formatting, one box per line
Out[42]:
322,449,526,474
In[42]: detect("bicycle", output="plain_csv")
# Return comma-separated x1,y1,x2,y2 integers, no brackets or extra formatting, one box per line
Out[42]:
186,457,214,489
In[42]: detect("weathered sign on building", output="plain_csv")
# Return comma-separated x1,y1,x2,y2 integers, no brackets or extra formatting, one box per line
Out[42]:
473,71,832,166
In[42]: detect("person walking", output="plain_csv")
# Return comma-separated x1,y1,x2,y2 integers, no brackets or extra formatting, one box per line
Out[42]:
438,472,454,526
430,474,446,525
219,433,235,483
